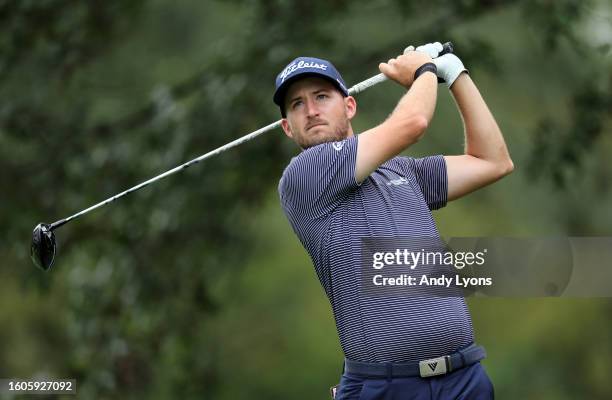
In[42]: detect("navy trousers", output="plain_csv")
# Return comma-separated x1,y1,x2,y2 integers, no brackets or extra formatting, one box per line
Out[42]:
335,362,494,400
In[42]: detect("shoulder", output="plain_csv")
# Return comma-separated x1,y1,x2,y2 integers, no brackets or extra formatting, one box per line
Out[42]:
280,137,357,185
397,154,446,171
382,155,415,172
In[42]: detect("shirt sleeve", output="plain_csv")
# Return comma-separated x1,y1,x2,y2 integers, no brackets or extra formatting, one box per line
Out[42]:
402,155,448,210
278,136,359,222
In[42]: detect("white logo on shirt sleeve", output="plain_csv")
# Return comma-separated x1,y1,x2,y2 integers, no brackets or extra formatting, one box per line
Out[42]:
387,177,408,186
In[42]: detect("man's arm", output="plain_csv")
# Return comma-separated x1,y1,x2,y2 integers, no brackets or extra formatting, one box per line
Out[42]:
355,52,438,183
444,73,514,201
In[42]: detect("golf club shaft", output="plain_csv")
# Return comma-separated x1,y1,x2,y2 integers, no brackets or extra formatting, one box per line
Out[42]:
49,42,453,231
50,119,282,230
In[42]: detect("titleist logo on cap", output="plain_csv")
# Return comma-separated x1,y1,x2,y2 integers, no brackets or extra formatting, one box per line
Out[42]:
280,60,328,82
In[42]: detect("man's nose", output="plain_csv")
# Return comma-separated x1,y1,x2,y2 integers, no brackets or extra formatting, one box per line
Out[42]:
304,97,320,116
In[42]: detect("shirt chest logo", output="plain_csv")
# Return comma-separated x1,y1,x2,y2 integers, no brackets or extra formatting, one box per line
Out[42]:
386,177,408,186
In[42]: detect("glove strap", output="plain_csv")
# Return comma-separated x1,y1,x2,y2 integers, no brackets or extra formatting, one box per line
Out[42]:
413,62,437,81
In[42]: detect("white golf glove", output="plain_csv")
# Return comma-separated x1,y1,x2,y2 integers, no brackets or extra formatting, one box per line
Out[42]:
404,42,443,58
432,53,467,88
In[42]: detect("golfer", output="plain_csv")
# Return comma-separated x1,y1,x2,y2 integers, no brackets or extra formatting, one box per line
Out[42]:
275,42,513,399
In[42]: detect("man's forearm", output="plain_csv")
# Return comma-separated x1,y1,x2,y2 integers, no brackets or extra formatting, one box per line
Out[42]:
387,72,438,132
354,70,438,183
450,73,512,166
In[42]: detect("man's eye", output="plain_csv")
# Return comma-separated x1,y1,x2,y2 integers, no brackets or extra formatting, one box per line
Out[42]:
317,94,328,100
292,100,303,109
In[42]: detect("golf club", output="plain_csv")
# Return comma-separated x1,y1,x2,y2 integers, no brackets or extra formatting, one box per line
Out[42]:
30,42,454,271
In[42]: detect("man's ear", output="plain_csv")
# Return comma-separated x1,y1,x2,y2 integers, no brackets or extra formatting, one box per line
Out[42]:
345,96,357,120
281,118,293,139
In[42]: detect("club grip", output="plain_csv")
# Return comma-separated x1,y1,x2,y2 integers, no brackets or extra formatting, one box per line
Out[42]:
440,42,454,56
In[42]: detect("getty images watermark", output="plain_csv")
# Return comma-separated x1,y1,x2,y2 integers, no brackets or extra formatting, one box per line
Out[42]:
371,247,490,288
360,237,612,297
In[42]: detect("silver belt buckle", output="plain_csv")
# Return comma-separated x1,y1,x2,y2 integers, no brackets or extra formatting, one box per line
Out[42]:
419,355,451,377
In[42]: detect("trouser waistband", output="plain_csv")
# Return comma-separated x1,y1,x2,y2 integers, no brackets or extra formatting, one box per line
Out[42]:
344,343,486,379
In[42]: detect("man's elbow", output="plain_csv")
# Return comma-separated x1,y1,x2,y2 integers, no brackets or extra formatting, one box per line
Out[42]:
384,114,429,147
496,157,514,178
408,114,429,142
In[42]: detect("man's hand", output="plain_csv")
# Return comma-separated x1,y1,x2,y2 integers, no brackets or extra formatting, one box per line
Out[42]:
379,51,433,88
432,53,467,88
413,42,444,59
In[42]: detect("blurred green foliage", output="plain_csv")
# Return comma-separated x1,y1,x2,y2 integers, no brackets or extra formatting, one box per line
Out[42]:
1,0,611,398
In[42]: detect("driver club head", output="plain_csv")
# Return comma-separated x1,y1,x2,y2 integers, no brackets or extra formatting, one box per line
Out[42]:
31,223,57,271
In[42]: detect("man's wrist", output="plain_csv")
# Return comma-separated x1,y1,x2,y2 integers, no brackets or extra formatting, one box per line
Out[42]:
413,62,438,81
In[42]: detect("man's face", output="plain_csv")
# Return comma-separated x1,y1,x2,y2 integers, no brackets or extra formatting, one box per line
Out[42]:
281,77,356,149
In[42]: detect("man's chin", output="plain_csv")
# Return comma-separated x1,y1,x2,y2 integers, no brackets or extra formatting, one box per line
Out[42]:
302,136,342,149
301,132,348,149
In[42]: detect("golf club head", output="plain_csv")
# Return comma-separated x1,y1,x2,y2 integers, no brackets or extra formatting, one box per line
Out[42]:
31,223,57,271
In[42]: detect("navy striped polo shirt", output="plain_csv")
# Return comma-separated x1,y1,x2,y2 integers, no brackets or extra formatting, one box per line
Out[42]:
278,135,474,363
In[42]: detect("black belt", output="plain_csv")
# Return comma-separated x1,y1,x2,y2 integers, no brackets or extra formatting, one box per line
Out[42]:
344,343,486,378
